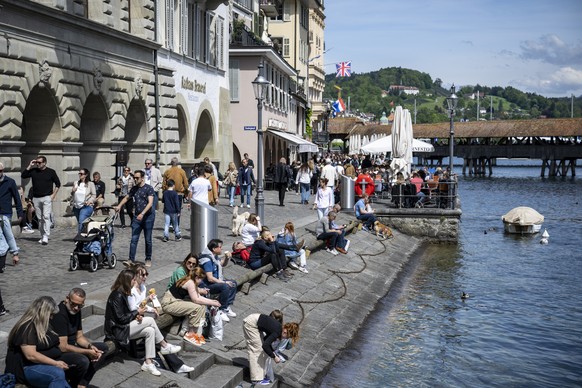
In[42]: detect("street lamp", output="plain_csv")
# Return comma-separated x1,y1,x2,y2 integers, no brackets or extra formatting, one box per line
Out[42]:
252,60,270,221
446,84,458,175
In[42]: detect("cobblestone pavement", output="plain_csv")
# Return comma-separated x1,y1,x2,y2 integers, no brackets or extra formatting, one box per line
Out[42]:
0,189,326,325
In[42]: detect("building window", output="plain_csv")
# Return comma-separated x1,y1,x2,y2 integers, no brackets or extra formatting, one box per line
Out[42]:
229,60,239,101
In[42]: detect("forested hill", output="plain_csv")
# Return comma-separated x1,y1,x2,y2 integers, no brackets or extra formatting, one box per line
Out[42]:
323,67,581,123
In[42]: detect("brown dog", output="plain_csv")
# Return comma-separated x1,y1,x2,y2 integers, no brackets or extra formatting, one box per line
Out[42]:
373,220,393,240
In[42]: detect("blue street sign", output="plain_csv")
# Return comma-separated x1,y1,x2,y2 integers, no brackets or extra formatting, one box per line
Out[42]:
244,126,257,131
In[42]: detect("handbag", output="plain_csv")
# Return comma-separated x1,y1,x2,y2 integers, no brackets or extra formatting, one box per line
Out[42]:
235,185,241,196
207,307,224,341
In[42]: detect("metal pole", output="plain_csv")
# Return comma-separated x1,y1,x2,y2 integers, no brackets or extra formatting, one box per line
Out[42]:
449,110,455,174
255,73,265,222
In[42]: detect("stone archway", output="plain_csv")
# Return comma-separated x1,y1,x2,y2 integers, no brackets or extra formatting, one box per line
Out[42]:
177,104,189,162
125,99,149,168
233,143,242,168
21,85,61,167
194,110,214,159
79,93,115,204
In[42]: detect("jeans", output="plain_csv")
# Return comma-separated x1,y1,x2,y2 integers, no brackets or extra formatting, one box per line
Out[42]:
23,364,71,388
228,185,236,206
129,211,155,261
240,184,251,205
299,183,310,204
0,215,19,255
33,195,52,239
317,231,339,248
73,205,94,233
357,213,377,229
203,280,237,311
59,342,109,386
164,213,181,238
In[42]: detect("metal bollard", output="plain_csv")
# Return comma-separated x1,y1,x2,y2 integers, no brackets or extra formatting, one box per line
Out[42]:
340,175,355,210
190,199,218,255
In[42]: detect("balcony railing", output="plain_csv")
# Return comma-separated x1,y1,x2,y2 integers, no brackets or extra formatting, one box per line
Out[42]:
230,24,268,47
259,0,280,17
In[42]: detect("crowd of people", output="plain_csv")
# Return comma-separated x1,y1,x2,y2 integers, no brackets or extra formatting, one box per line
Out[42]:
1,151,456,387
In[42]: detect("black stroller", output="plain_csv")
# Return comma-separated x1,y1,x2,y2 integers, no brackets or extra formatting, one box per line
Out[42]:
69,206,118,272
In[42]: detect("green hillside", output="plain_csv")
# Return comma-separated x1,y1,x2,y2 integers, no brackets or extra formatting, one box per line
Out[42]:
323,67,581,123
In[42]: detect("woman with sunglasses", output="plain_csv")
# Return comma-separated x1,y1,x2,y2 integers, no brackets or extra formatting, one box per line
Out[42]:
161,267,221,346
5,296,71,387
71,168,96,232
167,253,198,290
104,269,181,376
116,167,134,228
127,263,195,374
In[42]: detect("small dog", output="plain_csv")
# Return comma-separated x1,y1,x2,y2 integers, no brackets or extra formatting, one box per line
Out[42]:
232,206,250,236
373,220,394,240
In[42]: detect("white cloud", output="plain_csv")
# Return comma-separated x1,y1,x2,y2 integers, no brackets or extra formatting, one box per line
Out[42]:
519,34,582,66
515,67,582,96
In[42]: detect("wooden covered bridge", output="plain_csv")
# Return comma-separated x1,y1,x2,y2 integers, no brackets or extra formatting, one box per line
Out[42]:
329,117,582,177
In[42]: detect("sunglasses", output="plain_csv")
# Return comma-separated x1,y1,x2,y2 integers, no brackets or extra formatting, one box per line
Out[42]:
186,261,196,266
140,272,149,277
145,162,152,165
67,297,85,309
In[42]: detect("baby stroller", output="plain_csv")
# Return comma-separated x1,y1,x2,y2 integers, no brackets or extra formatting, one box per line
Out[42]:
69,206,118,272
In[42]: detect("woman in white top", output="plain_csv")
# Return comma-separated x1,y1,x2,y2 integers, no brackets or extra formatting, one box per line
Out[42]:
296,163,313,205
314,177,334,234
241,214,262,246
71,168,96,232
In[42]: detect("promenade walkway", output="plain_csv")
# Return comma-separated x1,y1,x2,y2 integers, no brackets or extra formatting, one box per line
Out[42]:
0,190,423,387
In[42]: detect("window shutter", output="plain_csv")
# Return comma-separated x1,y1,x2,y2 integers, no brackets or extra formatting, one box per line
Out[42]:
180,0,187,54
229,60,239,101
165,0,174,50
283,38,290,57
217,16,224,69
283,1,291,22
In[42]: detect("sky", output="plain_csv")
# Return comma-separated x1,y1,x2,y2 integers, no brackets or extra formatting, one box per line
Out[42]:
324,0,582,97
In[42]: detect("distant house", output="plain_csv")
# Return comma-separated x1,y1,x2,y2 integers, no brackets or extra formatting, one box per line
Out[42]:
464,91,486,100
388,85,420,95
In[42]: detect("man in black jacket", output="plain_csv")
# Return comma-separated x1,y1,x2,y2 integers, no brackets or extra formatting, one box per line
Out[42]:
273,157,290,207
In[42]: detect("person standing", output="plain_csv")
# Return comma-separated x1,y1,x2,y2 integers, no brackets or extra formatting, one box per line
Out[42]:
162,157,188,224
92,172,106,212
187,163,211,205
242,313,300,385
1,226,9,314
237,159,255,208
274,157,290,207
295,162,312,205
50,288,110,388
223,162,239,207
0,162,23,269
21,155,61,245
115,170,155,267
314,178,334,235
244,153,255,169
162,179,182,242
143,158,162,210
116,167,135,228
71,168,96,233
206,164,219,206
320,158,338,190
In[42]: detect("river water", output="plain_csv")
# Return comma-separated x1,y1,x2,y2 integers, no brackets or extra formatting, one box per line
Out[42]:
321,164,582,387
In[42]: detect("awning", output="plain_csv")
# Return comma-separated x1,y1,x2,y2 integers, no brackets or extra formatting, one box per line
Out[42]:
267,130,318,153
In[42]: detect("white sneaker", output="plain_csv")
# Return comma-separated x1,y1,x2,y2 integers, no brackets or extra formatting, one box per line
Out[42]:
225,307,237,318
344,240,350,252
298,266,309,274
246,204,251,208
39,236,48,245
288,261,300,270
160,342,181,355
22,227,34,234
326,248,339,256
141,362,161,376
176,364,194,374
219,310,230,322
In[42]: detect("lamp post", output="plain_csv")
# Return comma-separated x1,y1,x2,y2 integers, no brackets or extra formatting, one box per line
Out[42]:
252,60,270,221
446,84,458,175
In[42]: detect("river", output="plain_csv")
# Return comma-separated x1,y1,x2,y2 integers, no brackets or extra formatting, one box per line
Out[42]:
321,164,582,387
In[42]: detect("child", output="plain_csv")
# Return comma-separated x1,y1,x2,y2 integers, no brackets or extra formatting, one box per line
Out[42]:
162,179,182,242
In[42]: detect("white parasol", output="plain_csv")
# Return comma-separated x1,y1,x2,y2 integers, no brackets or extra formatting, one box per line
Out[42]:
359,136,435,153
389,106,412,178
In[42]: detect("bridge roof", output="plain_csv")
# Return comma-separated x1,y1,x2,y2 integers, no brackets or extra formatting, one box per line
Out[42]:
333,117,582,138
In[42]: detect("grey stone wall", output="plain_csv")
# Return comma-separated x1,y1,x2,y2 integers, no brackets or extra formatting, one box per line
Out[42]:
376,209,462,243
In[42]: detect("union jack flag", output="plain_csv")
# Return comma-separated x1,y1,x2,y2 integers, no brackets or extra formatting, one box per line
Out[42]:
335,61,352,77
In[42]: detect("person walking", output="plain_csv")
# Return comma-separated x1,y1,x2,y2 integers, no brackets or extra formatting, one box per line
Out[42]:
295,162,312,205
314,177,334,235
143,158,162,210
187,162,211,205
116,167,135,228
21,155,61,245
274,157,290,207
0,162,23,268
320,158,338,190
71,168,96,233
114,170,155,267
